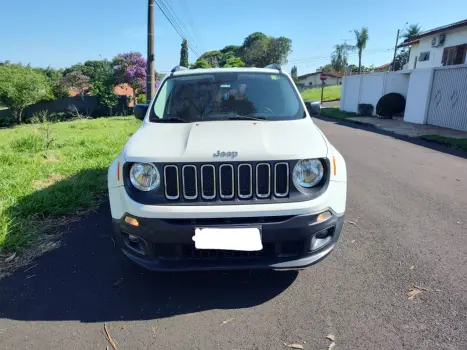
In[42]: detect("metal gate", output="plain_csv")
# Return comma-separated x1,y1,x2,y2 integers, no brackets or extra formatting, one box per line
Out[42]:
426,66,467,131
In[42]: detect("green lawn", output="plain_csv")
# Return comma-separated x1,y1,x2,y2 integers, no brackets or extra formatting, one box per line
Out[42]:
319,106,356,119
419,134,467,152
301,85,341,102
0,116,141,255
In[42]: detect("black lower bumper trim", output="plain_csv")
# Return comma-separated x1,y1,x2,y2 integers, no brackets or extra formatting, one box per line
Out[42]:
112,212,344,271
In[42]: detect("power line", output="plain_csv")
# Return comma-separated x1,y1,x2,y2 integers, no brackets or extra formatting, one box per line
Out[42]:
288,48,393,64
160,0,199,50
156,0,200,58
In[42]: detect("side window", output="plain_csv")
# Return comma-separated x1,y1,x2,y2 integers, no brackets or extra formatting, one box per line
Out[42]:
419,52,430,61
153,79,174,118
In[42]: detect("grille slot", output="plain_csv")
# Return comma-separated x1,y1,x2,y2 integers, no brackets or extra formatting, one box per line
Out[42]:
219,164,234,199
164,165,179,199
256,163,271,198
238,164,253,199
274,163,289,197
164,162,291,201
182,165,198,199
201,165,216,199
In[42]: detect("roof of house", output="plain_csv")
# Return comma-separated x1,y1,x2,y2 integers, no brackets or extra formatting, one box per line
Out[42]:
398,18,467,48
297,71,342,80
375,63,391,70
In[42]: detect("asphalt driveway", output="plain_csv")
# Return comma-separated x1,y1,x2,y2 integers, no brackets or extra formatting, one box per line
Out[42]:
1,118,466,349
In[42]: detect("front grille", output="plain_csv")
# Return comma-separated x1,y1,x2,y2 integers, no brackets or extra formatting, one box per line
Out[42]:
152,241,304,261
163,162,290,201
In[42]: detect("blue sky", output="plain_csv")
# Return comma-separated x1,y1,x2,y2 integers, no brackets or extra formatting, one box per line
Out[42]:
1,0,466,75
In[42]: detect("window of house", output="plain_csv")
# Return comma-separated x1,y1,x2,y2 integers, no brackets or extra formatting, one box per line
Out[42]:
419,52,430,61
442,44,467,66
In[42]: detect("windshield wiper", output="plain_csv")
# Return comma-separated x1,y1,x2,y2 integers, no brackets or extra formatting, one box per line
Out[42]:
227,115,267,121
155,116,189,123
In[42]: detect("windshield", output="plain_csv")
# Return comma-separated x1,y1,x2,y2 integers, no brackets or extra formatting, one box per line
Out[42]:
149,72,305,122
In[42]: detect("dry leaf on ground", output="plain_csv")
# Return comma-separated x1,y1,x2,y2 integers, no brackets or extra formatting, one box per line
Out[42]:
347,221,357,226
285,343,304,349
104,323,118,350
329,342,336,350
407,286,423,300
222,318,234,325
326,334,335,342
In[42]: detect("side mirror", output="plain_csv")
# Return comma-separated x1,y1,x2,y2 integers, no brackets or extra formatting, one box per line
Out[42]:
304,100,321,117
134,104,149,120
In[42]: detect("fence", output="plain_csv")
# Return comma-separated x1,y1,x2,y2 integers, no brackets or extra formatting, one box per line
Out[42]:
340,71,410,115
0,95,131,126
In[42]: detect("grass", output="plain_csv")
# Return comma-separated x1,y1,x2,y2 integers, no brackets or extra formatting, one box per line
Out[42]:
0,116,141,255
419,134,467,152
319,106,356,119
301,85,341,102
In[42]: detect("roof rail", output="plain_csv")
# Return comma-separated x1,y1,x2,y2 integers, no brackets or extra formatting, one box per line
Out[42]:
265,63,282,72
170,65,189,75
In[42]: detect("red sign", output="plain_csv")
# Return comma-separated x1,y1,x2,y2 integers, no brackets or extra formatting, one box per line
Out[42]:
320,73,327,81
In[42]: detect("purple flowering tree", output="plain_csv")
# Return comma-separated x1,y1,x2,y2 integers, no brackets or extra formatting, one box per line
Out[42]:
113,52,147,104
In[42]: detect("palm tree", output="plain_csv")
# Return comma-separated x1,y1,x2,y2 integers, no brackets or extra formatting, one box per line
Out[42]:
402,24,422,41
352,27,369,73
331,44,352,73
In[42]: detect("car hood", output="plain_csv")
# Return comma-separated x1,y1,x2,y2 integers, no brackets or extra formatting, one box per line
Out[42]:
123,119,328,163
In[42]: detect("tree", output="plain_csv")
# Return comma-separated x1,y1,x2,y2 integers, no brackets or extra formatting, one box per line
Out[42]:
331,44,352,73
223,57,245,68
35,66,69,99
60,71,90,100
392,49,410,71
402,24,422,40
0,64,51,123
113,52,147,103
220,45,242,56
291,65,297,78
191,59,211,69
352,27,369,73
320,64,334,72
243,35,292,67
180,39,189,67
198,51,223,67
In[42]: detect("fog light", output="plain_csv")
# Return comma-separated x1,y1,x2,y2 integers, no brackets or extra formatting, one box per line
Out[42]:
309,227,334,251
124,216,139,227
316,211,332,223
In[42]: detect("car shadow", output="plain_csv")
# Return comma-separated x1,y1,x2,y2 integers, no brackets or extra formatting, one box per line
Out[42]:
0,171,298,323
316,115,467,160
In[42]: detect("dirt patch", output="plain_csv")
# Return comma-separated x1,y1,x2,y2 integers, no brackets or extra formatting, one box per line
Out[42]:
33,174,66,189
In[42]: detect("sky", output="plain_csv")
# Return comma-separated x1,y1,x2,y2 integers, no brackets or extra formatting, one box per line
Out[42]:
1,0,466,76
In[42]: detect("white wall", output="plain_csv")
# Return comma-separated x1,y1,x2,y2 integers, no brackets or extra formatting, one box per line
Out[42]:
340,75,361,113
359,73,386,112
404,68,434,124
384,72,410,98
408,27,467,69
340,71,409,115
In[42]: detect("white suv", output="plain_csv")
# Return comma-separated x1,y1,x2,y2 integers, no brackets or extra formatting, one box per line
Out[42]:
107,65,347,271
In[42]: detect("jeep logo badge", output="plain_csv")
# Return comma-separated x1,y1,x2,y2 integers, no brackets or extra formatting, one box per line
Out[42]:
213,150,238,159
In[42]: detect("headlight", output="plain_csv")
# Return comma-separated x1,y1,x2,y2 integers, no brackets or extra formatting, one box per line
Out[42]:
129,163,160,191
293,159,324,188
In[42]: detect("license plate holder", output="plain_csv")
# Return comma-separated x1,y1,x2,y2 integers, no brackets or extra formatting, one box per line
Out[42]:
193,227,263,251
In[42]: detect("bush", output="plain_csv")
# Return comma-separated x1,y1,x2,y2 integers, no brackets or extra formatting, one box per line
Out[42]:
137,94,146,104
376,93,405,118
10,134,44,153
357,104,374,116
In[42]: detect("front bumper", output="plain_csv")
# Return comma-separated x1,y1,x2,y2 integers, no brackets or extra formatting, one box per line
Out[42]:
112,211,344,271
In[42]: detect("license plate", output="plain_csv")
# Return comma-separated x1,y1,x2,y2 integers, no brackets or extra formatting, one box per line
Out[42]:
193,227,262,251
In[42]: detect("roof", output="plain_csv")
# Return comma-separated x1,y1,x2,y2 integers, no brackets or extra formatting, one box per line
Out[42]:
375,63,391,70
171,67,288,76
297,71,342,80
398,18,467,48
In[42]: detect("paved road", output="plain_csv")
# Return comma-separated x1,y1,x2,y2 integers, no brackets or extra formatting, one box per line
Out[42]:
1,119,467,350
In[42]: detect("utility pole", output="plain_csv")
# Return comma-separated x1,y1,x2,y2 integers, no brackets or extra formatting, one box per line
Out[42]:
391,29,400,72
146,0,155,103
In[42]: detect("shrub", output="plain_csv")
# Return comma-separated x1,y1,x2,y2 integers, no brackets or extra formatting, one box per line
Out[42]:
10,134,44,153
357,104,374,116
376,93,405,118
137,94,147,104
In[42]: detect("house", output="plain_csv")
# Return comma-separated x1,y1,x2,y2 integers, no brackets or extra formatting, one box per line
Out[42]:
297,71,342,87
398,19,467,70
374,63,391,72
